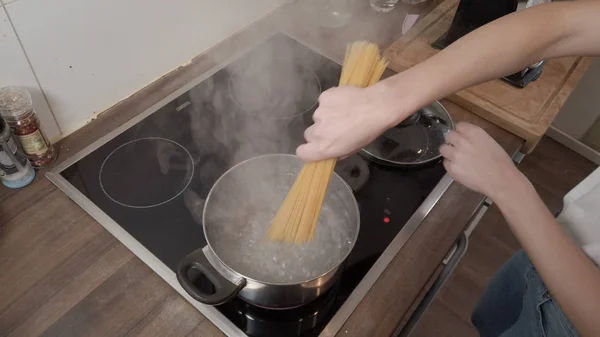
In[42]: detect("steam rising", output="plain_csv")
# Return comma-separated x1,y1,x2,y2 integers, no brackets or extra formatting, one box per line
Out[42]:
177,1,396,282
181,34,340,277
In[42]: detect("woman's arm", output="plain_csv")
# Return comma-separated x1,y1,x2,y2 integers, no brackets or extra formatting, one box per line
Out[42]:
296,0,600,161
380,0,600,123
440,123,600,337
496,176,600,337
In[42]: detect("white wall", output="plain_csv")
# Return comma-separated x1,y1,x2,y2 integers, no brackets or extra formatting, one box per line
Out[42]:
552,58,600,139
1,0,284,140
0,5,61,141
549,57,600,164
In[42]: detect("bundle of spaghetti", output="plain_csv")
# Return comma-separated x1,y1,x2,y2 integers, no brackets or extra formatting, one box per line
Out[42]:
268,41,388,244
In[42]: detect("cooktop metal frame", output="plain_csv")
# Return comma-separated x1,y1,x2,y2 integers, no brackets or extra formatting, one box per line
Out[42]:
46,31,454,337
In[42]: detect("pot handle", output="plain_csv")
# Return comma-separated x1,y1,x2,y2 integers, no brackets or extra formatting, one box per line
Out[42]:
176,247,246,305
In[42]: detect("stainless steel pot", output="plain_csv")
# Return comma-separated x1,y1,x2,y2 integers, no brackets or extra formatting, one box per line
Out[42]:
177,154,360,309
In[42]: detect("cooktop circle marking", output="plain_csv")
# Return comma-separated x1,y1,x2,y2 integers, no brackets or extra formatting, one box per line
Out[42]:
99,137,195,209
228,58,321,119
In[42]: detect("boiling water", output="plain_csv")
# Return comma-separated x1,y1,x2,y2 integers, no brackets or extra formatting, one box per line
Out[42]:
204,155,357,284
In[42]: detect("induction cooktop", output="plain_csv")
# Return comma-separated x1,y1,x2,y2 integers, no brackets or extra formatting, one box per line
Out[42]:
47,33,453,337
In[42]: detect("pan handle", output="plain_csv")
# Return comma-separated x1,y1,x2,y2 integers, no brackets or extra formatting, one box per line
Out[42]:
176,247,246,305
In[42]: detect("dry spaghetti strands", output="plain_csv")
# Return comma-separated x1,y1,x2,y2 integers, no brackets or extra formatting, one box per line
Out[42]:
268,41,388,244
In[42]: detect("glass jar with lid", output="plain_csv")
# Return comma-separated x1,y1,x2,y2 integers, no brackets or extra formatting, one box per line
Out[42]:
0,86,57,168
0,117,35,188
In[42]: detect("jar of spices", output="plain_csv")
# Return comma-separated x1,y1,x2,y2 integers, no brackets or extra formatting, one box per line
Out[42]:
0,117,35,188
0,86,57,168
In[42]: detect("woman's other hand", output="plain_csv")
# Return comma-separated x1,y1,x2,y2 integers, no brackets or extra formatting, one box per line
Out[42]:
440,122,528,201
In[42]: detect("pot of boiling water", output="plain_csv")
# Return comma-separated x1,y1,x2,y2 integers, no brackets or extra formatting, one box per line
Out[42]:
176,154,360,309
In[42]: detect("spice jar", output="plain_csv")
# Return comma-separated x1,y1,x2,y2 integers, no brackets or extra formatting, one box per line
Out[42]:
0,86,56,168
0,117,35,188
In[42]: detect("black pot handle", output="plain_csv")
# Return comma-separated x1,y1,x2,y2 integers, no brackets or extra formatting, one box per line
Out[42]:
176,248,246,305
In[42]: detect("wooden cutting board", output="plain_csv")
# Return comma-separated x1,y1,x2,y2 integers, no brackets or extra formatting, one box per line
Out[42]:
384,0,592,153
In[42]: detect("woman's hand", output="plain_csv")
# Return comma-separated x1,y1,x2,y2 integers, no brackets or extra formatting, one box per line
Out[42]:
440,122,528,201
296,83,408,162
443,125,600,337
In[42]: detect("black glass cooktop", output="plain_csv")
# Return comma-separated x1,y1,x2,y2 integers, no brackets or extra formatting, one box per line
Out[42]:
60,33,446,337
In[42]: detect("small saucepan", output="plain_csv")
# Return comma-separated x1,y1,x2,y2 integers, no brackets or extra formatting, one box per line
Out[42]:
361,100,454,168
177,154,360,309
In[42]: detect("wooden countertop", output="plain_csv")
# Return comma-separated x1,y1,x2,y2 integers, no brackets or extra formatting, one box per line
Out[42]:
0,1,523,336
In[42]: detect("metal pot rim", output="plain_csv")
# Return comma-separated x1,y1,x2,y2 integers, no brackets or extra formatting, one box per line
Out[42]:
201,153,361,286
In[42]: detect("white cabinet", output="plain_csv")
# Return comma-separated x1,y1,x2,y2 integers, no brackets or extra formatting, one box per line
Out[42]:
0,6,61,141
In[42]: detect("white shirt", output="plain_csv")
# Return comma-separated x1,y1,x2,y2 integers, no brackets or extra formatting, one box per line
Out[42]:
556,167,600,267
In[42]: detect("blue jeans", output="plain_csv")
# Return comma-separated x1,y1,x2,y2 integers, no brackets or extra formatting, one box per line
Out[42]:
472,250,579,337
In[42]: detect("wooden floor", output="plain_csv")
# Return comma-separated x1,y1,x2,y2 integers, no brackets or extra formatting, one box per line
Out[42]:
410,136,598,337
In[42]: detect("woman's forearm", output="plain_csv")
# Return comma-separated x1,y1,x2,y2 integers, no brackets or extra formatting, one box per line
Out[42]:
494,176,600,337
374,0,600,124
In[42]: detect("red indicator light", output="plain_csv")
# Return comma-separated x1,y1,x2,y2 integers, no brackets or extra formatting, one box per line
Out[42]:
383,217,390,223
